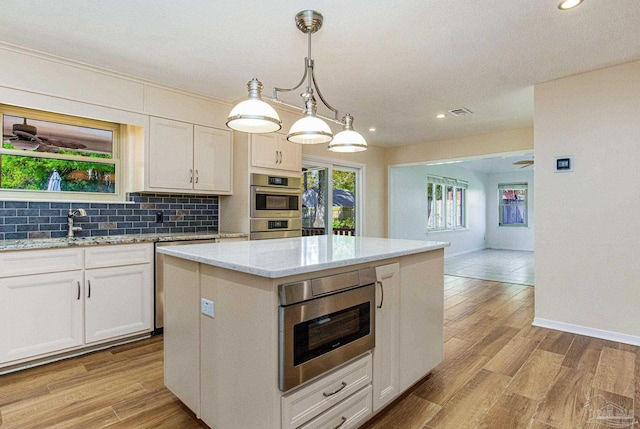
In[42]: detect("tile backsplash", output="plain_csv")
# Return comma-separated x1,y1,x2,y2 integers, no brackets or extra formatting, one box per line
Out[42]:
0,193,219,240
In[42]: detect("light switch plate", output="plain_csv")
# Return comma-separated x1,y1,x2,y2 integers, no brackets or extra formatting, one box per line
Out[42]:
201,298,215,318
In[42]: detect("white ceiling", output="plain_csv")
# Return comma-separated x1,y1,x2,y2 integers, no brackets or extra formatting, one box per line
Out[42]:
1,1,639,149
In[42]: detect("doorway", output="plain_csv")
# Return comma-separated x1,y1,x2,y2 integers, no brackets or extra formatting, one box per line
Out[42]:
302,162,360,236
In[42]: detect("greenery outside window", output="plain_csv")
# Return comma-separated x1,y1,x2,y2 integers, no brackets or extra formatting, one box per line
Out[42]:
499,183,527,226
1,104,122,201
427,175,467,231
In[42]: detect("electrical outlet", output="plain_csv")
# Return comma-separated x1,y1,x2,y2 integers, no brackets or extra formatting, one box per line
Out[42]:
156,211,163,223
201,298,215,318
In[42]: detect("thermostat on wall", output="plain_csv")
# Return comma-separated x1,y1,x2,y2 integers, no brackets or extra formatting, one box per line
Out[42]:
555,156,574,172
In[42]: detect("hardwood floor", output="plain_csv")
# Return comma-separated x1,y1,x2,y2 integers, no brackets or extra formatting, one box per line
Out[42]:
1,275,638,428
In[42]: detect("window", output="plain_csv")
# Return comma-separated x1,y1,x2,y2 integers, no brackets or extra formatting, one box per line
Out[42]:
302,162,361,236
427,175,467,231
499,183,527,226
1,104,122,201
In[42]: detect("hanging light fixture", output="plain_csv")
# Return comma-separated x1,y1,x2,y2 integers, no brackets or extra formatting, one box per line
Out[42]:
328,114,368,152
226,10,367,151
226,78,282,133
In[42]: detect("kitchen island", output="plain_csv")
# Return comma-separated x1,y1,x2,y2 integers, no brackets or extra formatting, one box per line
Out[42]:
158,235,448,429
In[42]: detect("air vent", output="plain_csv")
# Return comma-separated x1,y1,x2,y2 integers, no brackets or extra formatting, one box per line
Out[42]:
448,107,473,117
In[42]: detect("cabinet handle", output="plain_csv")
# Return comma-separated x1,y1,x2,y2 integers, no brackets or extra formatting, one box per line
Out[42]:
87,280,91,298
279,151,283,164
77,281,81,300
195,169,199,183
275,150,279,164
189,169,193,183
377,281,384,309
322,381,347,397
333,417,347,429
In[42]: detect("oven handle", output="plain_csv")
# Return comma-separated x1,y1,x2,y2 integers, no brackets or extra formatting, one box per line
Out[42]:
376,281,384,309
322,381,347,397
252,186,301,195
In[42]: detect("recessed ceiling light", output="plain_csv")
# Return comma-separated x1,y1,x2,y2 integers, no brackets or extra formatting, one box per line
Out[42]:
368,127,376,132
558,0,583,10
436,114,446,119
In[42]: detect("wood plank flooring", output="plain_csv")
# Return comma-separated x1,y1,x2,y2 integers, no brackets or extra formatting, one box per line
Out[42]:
1,275,638,428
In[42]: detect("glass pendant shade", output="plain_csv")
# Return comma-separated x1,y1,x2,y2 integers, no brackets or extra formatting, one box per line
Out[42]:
328,114,368,152
287,114,333,144
226,79,282,133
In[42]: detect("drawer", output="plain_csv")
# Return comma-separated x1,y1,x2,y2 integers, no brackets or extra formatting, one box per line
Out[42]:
84,243,153,269
0,248,84,278
298,385,372,429
282,353,372,429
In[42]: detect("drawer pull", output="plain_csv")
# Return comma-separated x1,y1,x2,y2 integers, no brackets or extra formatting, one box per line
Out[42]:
77,281,81,300
333,417,347,429
322,381,347,397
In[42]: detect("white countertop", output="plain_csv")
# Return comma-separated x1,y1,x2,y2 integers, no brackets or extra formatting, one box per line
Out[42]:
156,235,449,278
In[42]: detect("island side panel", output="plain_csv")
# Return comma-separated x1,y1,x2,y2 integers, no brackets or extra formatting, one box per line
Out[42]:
163,256,201,417
199,265,281,429
399,249,445,391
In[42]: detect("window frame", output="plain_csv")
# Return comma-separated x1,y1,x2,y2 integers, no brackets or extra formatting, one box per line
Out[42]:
498,183,528,227
427,175,467,232
0,104,124,202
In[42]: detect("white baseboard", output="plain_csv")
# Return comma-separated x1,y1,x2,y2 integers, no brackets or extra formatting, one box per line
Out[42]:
445,247,487,259
532,318,640,346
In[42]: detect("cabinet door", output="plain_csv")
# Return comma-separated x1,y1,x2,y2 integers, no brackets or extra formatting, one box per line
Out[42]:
250,133,280,169
193,126,232,193
0,271,83,363
84,264,152,344
373,263,400,412
149,117,194,190
277,135,302,173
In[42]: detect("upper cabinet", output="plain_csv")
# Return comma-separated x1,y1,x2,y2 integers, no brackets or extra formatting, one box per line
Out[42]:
250,133,302,174
144,117,232,194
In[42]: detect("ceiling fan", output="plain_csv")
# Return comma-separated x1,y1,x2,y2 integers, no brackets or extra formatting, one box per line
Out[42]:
3,118,87,152
513,159,534,168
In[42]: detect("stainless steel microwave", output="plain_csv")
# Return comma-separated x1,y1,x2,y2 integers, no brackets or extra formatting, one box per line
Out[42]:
250,173,301,219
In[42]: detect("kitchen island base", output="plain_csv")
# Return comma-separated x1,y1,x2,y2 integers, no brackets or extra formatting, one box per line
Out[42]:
162,238,445,429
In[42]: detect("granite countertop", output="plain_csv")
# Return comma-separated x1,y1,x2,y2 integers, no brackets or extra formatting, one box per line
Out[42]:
156,235,449,278
0,231,248,251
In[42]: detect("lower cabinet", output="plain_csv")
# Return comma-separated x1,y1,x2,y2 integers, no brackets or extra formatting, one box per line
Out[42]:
0,243,153,367
0,270,84,363
372,263,400,412
84,264,152,344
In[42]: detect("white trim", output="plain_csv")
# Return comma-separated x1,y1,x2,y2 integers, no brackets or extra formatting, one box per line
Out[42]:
387,149,533,169
532,318,640,346
444,246,487,258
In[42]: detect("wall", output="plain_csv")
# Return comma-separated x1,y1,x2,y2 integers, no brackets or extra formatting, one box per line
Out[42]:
485,169,535,251
0,193,219,240
534,60,640,344
388,164,488,256
385,127,533,166
302,144,386,238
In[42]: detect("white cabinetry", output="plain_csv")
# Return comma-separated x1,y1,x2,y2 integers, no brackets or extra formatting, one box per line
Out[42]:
0,270,84,363
84,245,152,344
251,132,302,173
372,263,400,412
0,243,153,367
148,117,232,194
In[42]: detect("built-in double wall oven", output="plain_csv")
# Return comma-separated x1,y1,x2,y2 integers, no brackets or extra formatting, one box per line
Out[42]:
278,268,376,391
250,173,302,240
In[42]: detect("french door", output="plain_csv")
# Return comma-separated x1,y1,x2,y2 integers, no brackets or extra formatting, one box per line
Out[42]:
302,162,360,236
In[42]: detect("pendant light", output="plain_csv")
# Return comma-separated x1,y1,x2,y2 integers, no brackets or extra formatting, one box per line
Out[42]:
328,114,368,152
226,78,282,133
226,10,367,152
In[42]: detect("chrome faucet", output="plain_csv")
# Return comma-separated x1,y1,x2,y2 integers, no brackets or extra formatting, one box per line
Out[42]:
67,208,87,238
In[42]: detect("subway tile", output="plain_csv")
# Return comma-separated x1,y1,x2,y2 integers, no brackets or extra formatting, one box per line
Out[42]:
51,231,67,238
5,232,27,239
17,209,40,217
0,209,17,216
5,217,28,224
107,229,126,235
28,202,49,209
17,224,39,232
28,231,50,239
40,209,62,217
99,209,117,215
40,224,62,231
125,228,142,234
0,225,16,232
50,202,71,209
4,201,28,208
140,203,156,210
